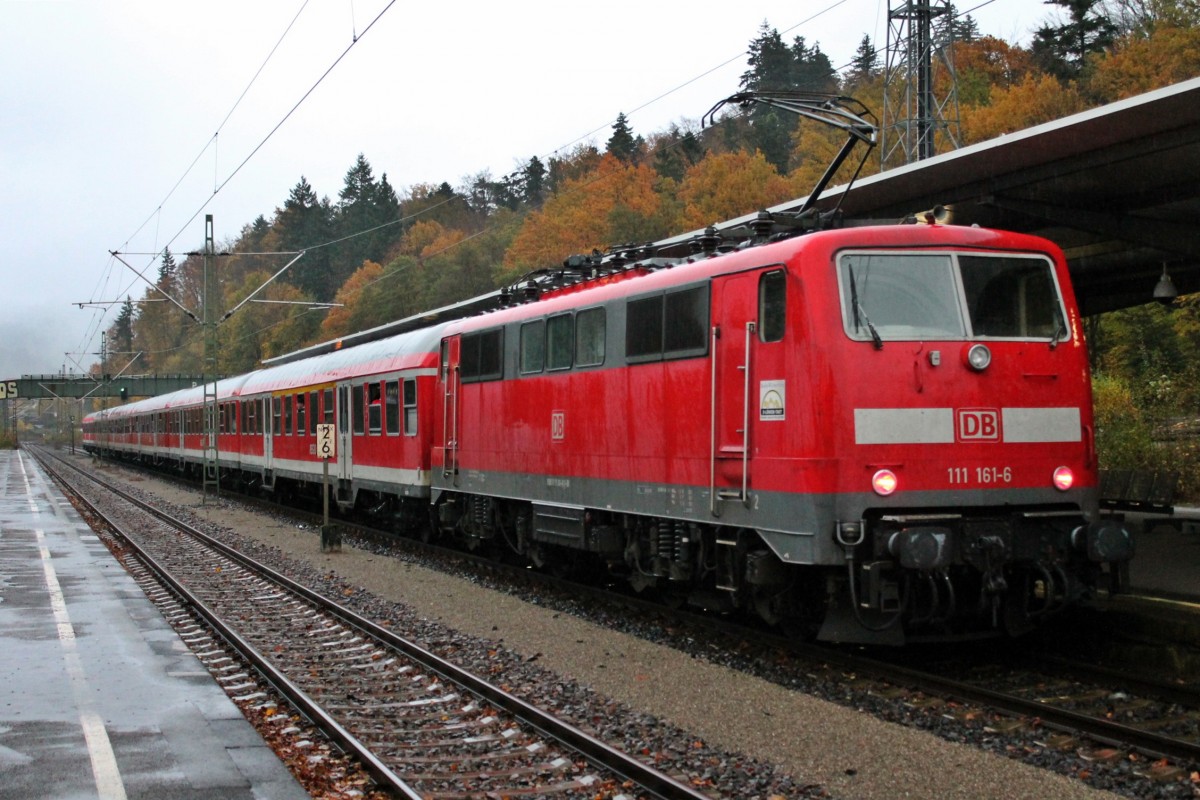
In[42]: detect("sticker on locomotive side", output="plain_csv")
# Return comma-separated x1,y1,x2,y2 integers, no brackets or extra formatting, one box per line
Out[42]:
551,410,565,441
759,380,785,421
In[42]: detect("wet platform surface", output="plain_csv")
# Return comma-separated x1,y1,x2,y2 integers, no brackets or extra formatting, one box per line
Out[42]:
0,450,308,800
1124,507,1200,602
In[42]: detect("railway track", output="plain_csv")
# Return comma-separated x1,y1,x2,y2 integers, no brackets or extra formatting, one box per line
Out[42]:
36,449,715,800
51,448,1200,795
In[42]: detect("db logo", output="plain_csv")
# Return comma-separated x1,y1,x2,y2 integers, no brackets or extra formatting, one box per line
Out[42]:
957,408,1000,441
551,411,565,441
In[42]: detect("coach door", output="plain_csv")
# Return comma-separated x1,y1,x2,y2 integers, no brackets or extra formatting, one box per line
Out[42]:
436,336,461,481
710,267,786,515
337,384,353,482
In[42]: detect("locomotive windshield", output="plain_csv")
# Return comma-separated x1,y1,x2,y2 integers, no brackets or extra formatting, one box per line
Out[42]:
838,251,1067,344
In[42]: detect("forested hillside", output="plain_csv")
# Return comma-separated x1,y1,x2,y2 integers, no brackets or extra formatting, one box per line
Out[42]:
102,0,1200,492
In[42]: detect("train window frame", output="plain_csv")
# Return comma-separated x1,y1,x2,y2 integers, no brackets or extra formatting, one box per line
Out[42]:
519,320,545,375
836,249,1066,344
546,313,573,371
323,388,334,425
385,380,400,435
625,283,710,364
758,269,787,343
625,294,664,363
283,395,293,436
309,391,319,435
272,397,282,436
575,307,606,368
368,382,383,434
663,284,709,358
461,328,504,383
838,250,966,342
958,253,1069,342
352,385,365,435
403,378,417,436
296,393,307,435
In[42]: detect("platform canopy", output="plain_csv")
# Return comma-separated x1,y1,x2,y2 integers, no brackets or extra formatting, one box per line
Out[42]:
695,77,1200,316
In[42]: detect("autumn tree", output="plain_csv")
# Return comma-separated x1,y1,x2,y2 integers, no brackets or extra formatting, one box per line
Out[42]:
960,72,1086,144
1088,23,1200,101
845,35,880,90
132,249,188,372
332,155,402,290
319,260,385,340
273,177,334,301
676,150,795,230
606,112,644,162
1031,0,1118,80
739,25,839,171
502,155,665,279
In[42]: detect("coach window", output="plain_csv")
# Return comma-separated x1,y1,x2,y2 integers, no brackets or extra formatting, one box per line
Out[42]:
626,295,663,362
353,385,365,435
663,285,709,358
759,270,786,343
403,378,417,435
547,314,573,371
385,381,400,435
309,391,319,435
519,320,545,374
368,382,383,434
323,388,334,425
296,393,307,435
575,307,605,368
284,395,294,435
273,397,282,436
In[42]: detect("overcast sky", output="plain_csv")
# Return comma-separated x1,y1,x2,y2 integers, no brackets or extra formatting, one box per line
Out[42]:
0,0,1055,381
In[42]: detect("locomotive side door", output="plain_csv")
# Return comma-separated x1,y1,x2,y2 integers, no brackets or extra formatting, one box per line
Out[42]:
710,267,783,515
263,397,274,473
336,384,353,482
435,336,461,482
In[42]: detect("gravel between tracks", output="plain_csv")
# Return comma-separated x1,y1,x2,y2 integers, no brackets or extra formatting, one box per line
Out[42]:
89,459,1126,800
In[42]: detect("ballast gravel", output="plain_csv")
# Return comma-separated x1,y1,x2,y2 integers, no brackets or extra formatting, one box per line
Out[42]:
90,461,1139,800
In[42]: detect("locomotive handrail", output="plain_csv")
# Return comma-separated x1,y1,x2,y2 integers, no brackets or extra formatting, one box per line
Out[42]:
710,322,754,515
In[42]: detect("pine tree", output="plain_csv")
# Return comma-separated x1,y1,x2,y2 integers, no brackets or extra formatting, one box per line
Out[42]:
1031,0,1118,80
606,112,643,162
275,176,334,301
849,35,880,86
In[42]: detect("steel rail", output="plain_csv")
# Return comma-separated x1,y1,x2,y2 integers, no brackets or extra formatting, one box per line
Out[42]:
37,448,713,800
37,452,424,799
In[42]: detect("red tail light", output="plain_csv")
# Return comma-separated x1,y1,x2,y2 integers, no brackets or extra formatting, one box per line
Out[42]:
1052,466,1074,491
872,469,898,496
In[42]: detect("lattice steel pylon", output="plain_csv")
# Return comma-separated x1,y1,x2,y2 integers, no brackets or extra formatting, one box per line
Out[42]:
880,0,961,169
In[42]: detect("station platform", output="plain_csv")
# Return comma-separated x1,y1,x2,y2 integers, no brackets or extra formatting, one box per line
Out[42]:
1125,507,1200,603
0,451,308,800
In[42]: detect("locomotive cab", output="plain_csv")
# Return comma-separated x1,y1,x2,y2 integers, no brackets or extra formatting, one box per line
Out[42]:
810,233,1133,643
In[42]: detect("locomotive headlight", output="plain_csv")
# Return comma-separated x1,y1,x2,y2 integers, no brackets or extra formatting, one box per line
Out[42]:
1052,466,1074,491
872,469,898,496
965,343,992,371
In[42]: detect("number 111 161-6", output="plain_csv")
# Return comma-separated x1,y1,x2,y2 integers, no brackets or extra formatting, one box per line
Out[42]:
947,466,1012,484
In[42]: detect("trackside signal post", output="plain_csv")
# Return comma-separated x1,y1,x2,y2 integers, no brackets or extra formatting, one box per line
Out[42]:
318,423,340,552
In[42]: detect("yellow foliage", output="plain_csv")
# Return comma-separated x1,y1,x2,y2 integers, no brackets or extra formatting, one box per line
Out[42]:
676,151,793,231
1089,26,1200,102
960,73,1087,145
503,154,661,273
319,260,384,340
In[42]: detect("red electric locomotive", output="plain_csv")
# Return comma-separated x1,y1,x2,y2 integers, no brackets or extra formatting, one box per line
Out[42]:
425,220,1130,644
